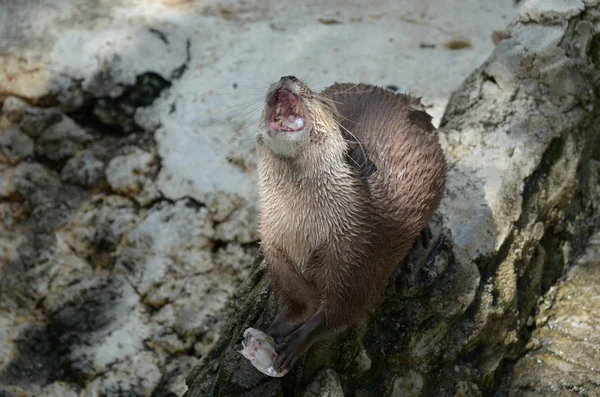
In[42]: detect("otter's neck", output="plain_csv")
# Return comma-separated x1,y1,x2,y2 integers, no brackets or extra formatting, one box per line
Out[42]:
258,130,353,184
257,129,372,252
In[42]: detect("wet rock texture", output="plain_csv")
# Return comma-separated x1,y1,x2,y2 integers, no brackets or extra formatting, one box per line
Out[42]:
184,1,600,397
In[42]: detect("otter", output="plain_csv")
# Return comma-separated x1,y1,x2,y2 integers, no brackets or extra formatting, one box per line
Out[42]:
255,76,447,373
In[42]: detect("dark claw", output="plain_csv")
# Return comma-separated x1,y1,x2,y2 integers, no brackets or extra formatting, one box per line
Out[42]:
274,334,302,373
274,335,285,346
272,312,326,373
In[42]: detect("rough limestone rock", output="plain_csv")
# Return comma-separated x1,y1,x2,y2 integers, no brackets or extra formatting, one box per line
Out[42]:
105,147,161,206
0,126,34,164
506,231,600,396
184,1,600,396
34,115,92,162
1,0,518,395
1,0,598,396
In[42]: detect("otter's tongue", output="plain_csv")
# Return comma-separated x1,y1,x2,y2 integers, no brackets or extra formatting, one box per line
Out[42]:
269,90,305,133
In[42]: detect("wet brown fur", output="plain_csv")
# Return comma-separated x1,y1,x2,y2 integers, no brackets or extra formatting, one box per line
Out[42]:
255,79,447,371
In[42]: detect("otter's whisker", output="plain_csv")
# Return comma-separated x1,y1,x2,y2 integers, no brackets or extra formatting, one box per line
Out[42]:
208,142,257,174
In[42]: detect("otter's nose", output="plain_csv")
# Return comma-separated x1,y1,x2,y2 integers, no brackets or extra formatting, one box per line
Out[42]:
280,75,298,83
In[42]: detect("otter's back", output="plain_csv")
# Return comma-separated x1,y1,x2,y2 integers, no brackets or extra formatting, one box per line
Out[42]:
322,83,447,250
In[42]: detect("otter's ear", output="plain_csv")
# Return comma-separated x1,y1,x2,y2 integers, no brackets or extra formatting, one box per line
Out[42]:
408,100,436,133
346,141,377,181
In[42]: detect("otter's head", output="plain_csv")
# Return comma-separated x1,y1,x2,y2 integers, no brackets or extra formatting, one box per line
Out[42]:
258,76,338,158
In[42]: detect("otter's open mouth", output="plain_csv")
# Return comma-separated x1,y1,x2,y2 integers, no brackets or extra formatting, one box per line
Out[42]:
268,89,306,133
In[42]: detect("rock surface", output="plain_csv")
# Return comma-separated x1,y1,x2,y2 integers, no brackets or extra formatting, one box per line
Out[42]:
2,0,599,396
184,0,600,396
0,0,518,396
506,231,600,396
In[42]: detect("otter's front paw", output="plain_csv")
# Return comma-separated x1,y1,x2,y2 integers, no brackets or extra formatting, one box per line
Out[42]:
273,333,304,373
273,311,325,372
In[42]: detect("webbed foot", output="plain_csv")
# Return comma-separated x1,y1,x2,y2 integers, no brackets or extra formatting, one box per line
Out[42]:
273,312,325,373
273,330,305,372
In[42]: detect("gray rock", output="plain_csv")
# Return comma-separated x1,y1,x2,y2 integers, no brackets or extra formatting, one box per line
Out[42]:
0,165,17,199
105,147,160,206
48,275,151,377
2,0,599,396
391,370,424,397
64,194,138,266
13,162,61,206
19,108,63,138
38,383,80,397
0,96,30,126
0,125,34,163
60,150,105,188
303,370,345,397
214,205,258,244
80,351,162,397
0,96,63,140
184,1,600,396
115,199,215,296
35,115,92,162
153,356,198,397
506,231,600,396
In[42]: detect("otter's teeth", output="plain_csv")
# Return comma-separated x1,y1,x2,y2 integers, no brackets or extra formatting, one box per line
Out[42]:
291,104,302,115
276,106,282,116
282,117,304,130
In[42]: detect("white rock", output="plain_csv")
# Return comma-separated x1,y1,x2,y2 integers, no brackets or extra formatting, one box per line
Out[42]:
215,205,259,244
81,351,162,397
42,234,94,308
105,147,160,206
0,0,519,394
38,383,79,397
214,243,255,280
149,273,234,339
147,272,236,352
438,4,589,265
516,0,586,22
116,200,215,295
1,0,515,207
